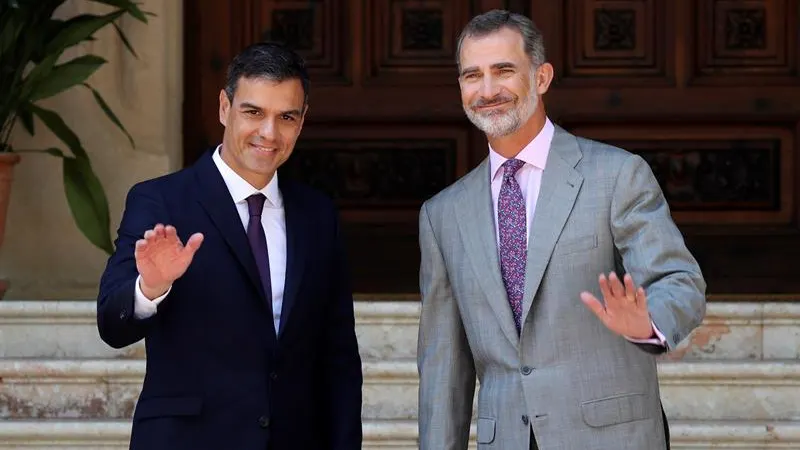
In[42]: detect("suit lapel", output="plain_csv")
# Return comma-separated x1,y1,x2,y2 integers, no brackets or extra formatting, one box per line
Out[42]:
277,178,308,337
193,151,277,340
520,127,584,329
456,160,520,349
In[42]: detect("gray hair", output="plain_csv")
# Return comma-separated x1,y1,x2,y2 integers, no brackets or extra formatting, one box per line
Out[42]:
456,9,546,71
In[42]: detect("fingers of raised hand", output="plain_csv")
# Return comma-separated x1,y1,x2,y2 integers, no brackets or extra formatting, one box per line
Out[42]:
635,286,646,308
165,225,179,241
622,274,641,304
138,224,185,255
598,274,613,301
134,238,148,256
580,291,608,322
608,272,626,299
144,224,165,242
183,233,204,256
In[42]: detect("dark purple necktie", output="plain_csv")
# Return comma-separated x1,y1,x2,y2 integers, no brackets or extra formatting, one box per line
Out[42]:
246,193,272,305
498,158,526,333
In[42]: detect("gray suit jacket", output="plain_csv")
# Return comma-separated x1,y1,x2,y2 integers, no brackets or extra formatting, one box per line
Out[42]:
417,125,706,450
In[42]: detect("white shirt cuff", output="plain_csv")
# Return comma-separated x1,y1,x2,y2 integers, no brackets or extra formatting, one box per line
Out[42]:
133,274,171,319
625,320,667,347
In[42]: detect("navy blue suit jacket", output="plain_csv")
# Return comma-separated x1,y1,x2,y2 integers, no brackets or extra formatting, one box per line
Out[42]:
97,149,363,450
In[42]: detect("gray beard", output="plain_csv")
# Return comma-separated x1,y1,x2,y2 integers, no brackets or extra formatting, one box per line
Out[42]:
464,91,538,138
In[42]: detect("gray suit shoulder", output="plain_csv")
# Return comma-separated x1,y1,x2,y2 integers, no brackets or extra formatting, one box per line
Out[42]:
574,135,638,164
420,159,486,217
569,133,651,182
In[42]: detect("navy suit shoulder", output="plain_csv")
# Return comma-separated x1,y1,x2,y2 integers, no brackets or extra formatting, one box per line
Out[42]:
96,150,362,450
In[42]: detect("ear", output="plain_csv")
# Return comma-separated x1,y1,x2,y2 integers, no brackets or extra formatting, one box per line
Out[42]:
535,62,555,96
219,89,230,126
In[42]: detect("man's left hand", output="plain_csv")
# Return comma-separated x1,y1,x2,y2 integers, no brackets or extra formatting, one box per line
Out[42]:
580,272,654,339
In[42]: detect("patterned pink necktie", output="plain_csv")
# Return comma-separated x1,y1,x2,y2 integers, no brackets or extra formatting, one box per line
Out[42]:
498,158,526,333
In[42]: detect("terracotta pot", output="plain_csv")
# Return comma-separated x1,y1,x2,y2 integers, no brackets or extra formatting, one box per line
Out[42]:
0,152,20,249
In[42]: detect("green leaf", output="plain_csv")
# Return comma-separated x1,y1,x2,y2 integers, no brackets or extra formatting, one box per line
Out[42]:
26,103,87,160
45,11,125,55
88,0,148,22
17,108,34,135
0,8,24,56
63,156,114,254
82,83,134,147
111,22,137,58
28,55,107,102
18,53,58,100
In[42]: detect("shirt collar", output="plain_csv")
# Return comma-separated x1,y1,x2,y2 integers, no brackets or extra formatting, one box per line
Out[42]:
212,144,282,207
489,117,554,181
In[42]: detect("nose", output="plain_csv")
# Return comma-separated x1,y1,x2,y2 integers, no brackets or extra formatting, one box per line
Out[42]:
258,118,276,140
480,75,500,99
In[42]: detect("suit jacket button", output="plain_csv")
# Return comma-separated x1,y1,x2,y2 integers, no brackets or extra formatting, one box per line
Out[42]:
119,309,127,320
521,415,529,425
521,366,533,375
258,416,270,428
270,371,278,380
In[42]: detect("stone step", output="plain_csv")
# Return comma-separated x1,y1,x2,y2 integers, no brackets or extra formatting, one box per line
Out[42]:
1,359,797,422
1,300,799,361
0,419,798,449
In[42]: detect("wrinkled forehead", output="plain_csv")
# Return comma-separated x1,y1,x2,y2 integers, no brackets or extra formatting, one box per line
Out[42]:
458,28,529,73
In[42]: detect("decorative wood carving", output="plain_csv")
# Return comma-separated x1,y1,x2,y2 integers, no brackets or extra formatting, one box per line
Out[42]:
282,124,470,222
567,125,795,225
364,0,471,84
559,0,674,86
692,0,798,85
184,0,800,294
255,0,349,83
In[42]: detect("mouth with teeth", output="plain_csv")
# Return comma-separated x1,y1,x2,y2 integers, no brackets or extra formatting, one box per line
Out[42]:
249,143,278,153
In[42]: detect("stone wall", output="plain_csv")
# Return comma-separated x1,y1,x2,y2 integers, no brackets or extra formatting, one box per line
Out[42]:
1,0,183,299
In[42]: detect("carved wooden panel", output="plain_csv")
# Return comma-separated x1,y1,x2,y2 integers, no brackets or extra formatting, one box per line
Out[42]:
692,0,798,85
183,2,253,163
568,125,794,224
364,0,472,84
279,124,469,292
559,0,674,86
281,124,470,222
184,0,800,294
255,0,349,83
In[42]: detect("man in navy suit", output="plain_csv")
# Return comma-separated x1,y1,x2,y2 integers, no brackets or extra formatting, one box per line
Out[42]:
96,42,363,450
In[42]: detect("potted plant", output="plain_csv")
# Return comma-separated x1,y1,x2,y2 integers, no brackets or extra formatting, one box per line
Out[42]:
0,0,150,261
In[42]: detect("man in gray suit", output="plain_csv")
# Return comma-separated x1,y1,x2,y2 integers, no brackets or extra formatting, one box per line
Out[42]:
417,10,706,450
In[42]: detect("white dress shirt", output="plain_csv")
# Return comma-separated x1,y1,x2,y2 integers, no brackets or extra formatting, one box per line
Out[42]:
488,118,666,346
133,145,287,333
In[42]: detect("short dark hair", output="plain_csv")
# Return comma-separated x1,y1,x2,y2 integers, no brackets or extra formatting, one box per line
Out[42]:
456,10,546,71
224,41,310,104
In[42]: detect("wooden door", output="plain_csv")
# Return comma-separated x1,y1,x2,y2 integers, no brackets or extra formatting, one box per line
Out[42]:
183,0,800,296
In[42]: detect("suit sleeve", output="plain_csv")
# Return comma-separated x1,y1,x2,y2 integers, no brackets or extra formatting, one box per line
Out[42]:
97,182,169,349
323,207,363,450
417,202,476,450
610,153,707,352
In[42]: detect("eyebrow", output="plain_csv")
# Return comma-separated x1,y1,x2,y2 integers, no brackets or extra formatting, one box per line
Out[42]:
460,62,518,76
239,102,303,116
